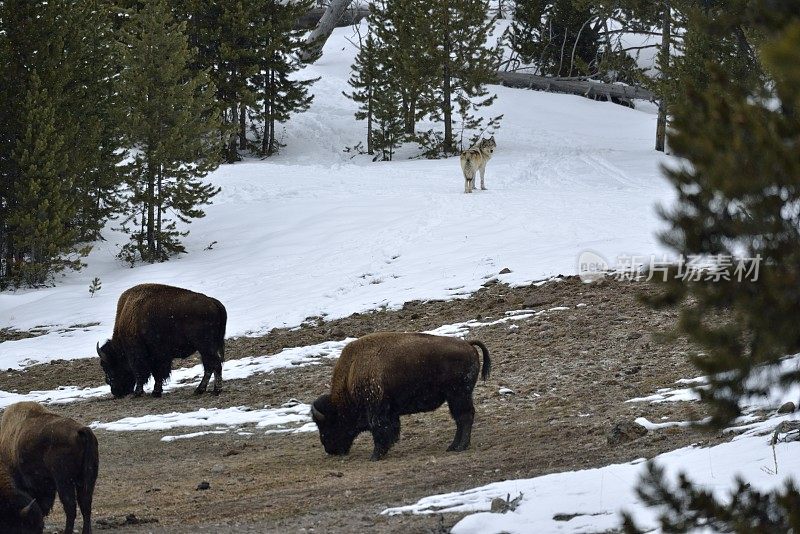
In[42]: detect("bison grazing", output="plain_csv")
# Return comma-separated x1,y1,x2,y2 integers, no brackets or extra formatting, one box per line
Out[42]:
311,332,491,460
0,402,98,534
0,462,43,534
97,283,227,398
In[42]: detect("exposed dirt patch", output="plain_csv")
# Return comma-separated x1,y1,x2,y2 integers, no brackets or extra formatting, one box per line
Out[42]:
2,277,724,533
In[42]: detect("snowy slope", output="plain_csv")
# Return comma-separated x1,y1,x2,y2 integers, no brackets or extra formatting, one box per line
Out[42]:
384,358,800,533
0,23,673,369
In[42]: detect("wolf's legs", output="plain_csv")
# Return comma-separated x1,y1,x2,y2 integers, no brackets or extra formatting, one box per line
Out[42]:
479,165,487,190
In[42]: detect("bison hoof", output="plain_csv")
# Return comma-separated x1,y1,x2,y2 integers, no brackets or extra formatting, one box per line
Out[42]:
212,389,221,396
447,444,468,452
152,391,162,398
132,390,143,398
193,388,206,395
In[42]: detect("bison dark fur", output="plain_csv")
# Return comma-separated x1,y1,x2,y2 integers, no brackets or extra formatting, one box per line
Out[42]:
0,462,43,534
97,283,227,398
311,332,491,460
0,402,98,534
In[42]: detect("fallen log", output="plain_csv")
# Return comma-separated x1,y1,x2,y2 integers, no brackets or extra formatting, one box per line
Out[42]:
495,71,656,103
295,5,370,30
301,0,358,61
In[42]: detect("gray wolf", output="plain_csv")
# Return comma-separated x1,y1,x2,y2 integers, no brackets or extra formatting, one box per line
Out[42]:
460,136,496,193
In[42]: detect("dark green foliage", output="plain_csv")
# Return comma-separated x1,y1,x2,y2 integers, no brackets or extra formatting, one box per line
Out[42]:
347,0,502,159
176,0,317,160
644,3,795,427
175,0,256,163
506,0,548,67
622,462,800,532
345,10,405,161
345,30,380,155
426,0,502,156
626,5,800,532
249,0,318,157
117,0,222,264
0,0,122,287
508,0,655,85
4,73,87,286
89,277,102,297
507,0,601,77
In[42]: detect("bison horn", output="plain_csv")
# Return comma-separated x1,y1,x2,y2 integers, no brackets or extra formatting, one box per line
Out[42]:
96,341,101,357
20,498,36,516
310,404,325,422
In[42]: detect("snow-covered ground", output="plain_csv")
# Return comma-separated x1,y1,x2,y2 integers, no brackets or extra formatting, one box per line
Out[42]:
91,402,316,441
383,357,800,533
0,338,351,409
0,23,672,369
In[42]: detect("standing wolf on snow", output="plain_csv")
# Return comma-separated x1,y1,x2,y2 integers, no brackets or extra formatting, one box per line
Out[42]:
460,136,496,193
97,283,227,398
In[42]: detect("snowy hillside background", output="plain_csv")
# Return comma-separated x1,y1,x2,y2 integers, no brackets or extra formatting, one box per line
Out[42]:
0,22,672,369
3,18,799,534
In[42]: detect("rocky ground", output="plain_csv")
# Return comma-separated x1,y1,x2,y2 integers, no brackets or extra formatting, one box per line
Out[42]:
0,277,725,533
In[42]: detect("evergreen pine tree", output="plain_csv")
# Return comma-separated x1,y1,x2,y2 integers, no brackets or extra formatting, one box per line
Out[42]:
176,0,256,163
371,68,405,161
380,0,438,136
625,4,800,530
5,73,85,286
345,29,380,155
506,0,548,68
0,0,122,287
66,1,125,241
345,17,405,160
117,0,222,264
426,0,502,156
250,0,318,157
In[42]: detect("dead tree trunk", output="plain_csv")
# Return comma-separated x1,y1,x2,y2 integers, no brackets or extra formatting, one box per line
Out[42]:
301,0,356,62
295,5,369,30
495,72,655,103
655,1,671,152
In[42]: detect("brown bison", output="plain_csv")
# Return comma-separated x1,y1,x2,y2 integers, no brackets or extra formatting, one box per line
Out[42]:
0,402,98,534
0,462,43,534
311,332,491,460
96,283,227,398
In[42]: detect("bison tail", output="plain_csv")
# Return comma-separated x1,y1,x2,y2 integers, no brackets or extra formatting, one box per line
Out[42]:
216,300,227,360
78,428,99,495
468,340,491,381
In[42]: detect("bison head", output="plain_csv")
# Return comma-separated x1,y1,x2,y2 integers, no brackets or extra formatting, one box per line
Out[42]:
97,340,135,398
311,394,359,456
0,497,43,534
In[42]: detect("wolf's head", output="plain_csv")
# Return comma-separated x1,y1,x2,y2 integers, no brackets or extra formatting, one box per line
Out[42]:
479,136,496,155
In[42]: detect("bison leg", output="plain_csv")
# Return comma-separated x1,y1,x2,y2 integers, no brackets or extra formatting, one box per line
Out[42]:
194,371,212,394
131,356,151,397
446,394,475,452
77,481,93,534
56,481,77,534
368,409,400,461
212,362,223,395
196,350,223,395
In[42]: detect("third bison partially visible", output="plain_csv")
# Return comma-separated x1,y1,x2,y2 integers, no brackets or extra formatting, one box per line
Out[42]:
0,402,98,534
311,332,491,460
97,283,227,398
